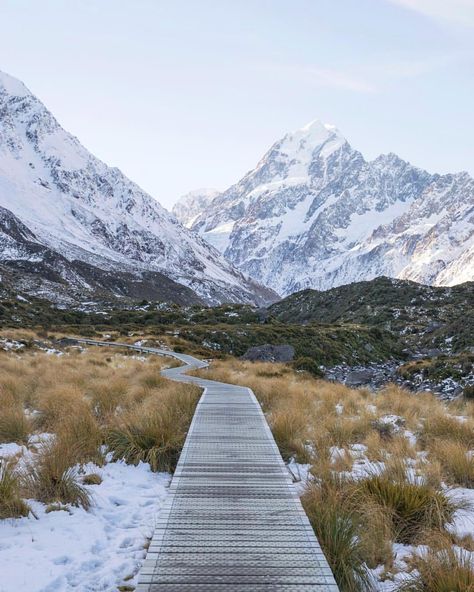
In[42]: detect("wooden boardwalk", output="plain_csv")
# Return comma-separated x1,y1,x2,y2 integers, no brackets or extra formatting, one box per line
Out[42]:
77,341,338,591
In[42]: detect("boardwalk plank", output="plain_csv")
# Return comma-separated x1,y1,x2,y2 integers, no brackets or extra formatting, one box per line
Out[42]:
75,340,339,591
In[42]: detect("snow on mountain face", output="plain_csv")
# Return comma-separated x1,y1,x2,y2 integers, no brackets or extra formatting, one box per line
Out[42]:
189,120,474,295
0,70,276,306
172,188,220,228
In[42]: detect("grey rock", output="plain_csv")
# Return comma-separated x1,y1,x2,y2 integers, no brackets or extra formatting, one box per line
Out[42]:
424,322,443,334
345,369,376,386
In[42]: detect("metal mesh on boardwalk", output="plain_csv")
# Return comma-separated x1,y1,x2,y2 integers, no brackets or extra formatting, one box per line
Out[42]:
76,341,338,591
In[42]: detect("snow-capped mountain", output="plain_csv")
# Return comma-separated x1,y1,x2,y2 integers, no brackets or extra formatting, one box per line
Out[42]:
0,70,276,306
189,120,474,296
172,188,220,228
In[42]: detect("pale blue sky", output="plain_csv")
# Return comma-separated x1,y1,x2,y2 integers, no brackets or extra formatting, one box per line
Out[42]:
1,0,473,207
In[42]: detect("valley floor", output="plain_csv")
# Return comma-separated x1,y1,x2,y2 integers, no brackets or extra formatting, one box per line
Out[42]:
1,333,474,591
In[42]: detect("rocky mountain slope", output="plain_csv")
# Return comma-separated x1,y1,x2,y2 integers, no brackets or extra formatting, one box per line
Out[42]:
0,71,275,306
172,188,219,228
188,120,473,296
0,206,202,306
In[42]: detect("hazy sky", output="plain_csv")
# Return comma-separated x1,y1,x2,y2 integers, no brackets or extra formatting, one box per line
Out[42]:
1,0,473,208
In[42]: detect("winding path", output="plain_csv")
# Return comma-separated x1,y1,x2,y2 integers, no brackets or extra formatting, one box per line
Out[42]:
76,340,338,591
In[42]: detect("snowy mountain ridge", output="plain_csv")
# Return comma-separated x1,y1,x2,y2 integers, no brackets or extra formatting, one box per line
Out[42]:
183,120,473,295
172,188,220,228
0,70,275,306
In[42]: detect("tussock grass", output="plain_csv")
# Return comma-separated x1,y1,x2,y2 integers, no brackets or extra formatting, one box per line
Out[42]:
325,415,373,448
400,544,474,591
55,412,104,466
302,483,375,592
0,328,39,343
417,457,444,489
34,385,89,431
138,369,166,389
0,460,30,519
431,440,474,488
356,474,458,544
269,407,310,462
107,384,199,472
0,342,196,515
196,358,474,588
375,385,436,431
363,431,387,462
0,376,27,407
21,440,92,509
420,414,474,448
0,405,30,444
88,377,128,419
83,473,102,485
356,500,395,571
330,447,354,473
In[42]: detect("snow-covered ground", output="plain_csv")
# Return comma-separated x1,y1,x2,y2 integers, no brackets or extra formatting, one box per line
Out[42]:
0,443,170,592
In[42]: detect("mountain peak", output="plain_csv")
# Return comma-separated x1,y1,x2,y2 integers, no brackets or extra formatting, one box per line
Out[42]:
301,119,339,135
172,188,220,228
277,119,346,162
0,70,30,98
189,118,473,295
179,188,220,201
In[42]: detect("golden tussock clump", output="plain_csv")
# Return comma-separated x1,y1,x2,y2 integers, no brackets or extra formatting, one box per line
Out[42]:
0,341,200,517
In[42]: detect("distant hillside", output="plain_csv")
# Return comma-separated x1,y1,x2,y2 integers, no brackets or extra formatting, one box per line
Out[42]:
268,277,474,353
1,277,472,369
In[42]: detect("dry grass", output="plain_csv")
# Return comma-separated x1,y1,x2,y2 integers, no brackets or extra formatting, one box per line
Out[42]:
88,377,129,419
21,439,92,509
55,411,105,466
2,338,472,585
268,407,311,462
0,340,200,515
82,473,102,486
0,460,30,519
400,542,474,591
33,385,90,431
420,413,474,448
356,473,458,544
107,383,199,472
430,440,474,487
302,483,375,592
196,359,474,590
0,405,31,444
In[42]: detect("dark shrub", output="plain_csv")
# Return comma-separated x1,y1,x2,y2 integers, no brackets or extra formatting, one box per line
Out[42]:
292,357,324,378
463,385,474,400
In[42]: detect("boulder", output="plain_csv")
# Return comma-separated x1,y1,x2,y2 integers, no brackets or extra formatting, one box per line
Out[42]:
345,369,376,387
